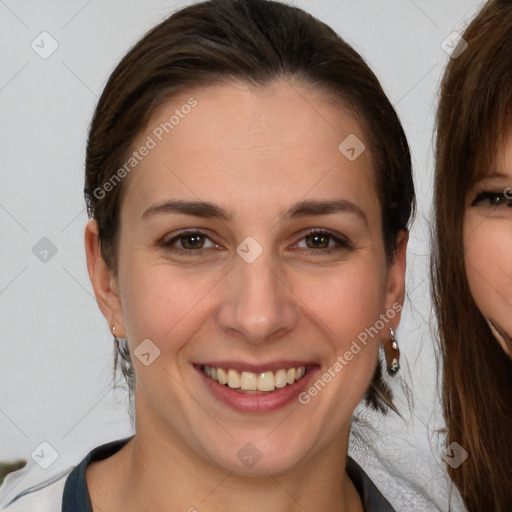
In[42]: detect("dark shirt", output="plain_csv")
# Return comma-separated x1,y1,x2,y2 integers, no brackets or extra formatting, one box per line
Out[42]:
62,437,396,511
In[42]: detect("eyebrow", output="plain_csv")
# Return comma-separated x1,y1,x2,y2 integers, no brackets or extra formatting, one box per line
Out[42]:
141,198,368,225
474,171,511,183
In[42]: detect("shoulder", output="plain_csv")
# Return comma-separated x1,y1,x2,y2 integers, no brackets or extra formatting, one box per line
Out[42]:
0,469,71,512
0,437,132,512
346,456,396,512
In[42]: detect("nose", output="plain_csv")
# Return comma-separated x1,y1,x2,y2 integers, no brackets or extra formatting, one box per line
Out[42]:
217,247,299,344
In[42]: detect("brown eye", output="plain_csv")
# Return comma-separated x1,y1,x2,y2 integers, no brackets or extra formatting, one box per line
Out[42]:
471,192,512,207
178,233,206,249
161,230,219,255
305,232,331,249
295,229,353,255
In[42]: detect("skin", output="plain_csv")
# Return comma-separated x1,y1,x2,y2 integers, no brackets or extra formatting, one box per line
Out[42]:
464,133,512,359
84,79,407,512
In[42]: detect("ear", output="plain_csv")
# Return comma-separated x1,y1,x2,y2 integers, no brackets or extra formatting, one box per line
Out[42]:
84,219,126,337
383,229,408,329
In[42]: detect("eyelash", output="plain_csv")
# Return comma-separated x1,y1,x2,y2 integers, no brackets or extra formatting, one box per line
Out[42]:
472,191,512,207
161,228,353,257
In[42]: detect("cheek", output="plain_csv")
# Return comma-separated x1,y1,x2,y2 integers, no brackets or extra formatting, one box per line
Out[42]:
295,265,386,340
124,263,385,333
118,256,219,352
465,222,512,316
294,267,385,429
119,260,387,375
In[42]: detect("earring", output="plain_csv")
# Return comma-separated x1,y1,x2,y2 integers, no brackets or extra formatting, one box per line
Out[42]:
385,327,400,375
112,325,119,348
112,325,135,388
112,325,127,351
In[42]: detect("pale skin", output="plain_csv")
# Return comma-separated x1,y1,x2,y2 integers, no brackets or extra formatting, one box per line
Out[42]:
464,133,512,358
85,79,407,512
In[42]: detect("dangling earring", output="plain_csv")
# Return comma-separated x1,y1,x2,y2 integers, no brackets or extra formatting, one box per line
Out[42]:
385,326,400,375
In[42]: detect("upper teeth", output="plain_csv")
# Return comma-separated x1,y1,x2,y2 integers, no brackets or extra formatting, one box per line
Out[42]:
203,366,307,392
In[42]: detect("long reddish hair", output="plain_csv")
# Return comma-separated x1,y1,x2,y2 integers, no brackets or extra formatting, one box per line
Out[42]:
432,1,512,510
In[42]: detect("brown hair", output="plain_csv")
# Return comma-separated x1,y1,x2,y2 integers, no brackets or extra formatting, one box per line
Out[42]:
432,1,512,510
84,0,415,412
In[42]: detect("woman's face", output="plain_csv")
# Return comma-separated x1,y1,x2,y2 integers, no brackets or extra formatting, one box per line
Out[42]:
464,133,512,358
89,79,406,475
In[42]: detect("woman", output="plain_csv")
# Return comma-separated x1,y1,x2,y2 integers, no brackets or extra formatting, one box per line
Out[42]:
432,1,512,510
2,0,414,510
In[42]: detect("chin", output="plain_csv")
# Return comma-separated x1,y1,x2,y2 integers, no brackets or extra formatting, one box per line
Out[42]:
201,434,316,477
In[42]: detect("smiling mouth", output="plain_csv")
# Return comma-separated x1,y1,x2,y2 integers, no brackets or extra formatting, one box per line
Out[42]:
201,365,309,393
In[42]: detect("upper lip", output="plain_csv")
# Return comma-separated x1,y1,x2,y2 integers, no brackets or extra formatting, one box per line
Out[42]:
195,361,318,373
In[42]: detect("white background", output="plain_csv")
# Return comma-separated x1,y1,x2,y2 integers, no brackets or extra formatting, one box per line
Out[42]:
0,0,484,509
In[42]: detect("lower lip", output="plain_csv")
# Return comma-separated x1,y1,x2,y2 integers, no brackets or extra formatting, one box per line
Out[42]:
195,365,319,413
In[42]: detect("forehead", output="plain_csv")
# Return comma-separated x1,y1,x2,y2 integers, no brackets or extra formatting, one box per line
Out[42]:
122,79,379,222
